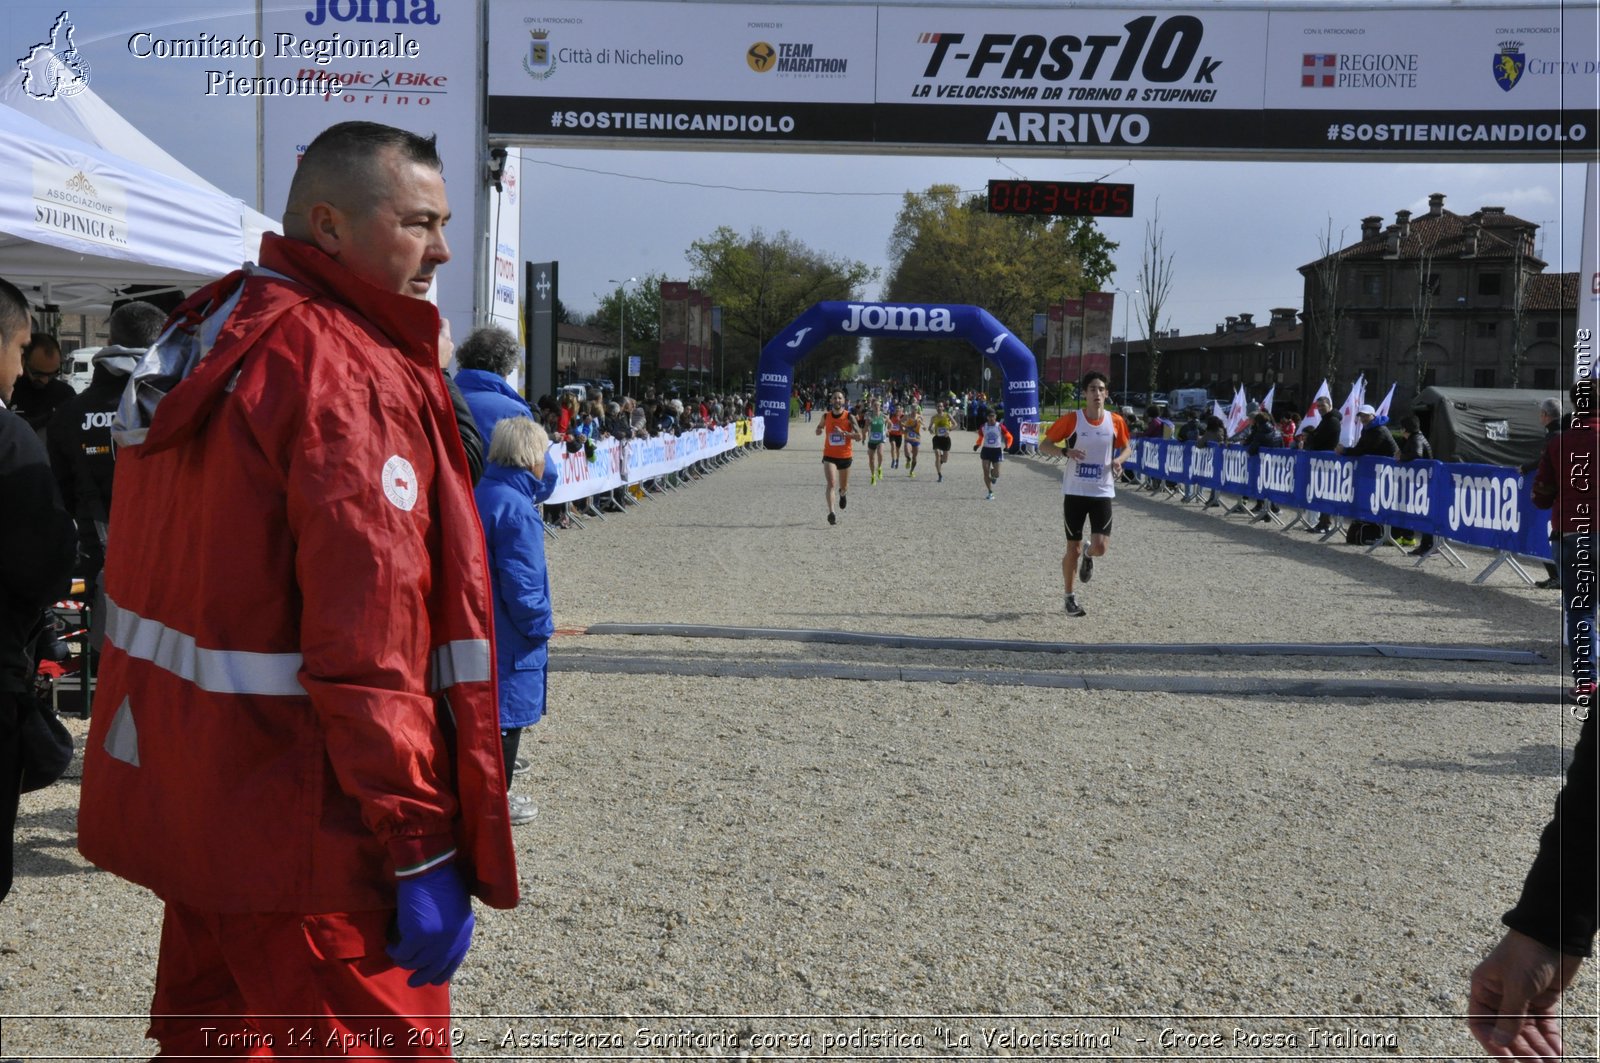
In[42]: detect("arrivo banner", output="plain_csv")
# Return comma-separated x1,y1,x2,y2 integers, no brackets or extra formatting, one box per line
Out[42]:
1123,440,1554,558
486,1,1595,158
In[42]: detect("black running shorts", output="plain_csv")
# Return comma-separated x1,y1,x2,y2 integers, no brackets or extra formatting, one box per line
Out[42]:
823,456,852,469
1062,495,1113,541
932,436,952,452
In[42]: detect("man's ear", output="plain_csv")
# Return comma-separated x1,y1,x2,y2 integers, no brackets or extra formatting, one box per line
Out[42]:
304,202,344,256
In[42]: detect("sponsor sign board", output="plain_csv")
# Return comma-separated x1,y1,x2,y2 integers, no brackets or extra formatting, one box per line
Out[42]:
487,1,1595,159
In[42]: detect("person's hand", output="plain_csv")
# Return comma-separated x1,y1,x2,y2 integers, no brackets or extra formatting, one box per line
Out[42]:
437,318,455,369
388,863,475,987
1467,929,1583,1060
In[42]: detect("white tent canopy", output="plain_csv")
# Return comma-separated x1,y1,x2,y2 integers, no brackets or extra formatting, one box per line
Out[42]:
0,75,277,312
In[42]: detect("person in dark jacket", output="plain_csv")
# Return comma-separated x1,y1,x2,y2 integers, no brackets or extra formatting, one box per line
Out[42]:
46,302,166,599
1302,396,1342,531
1394,413,1434,553
1468,708,1596,1059
8,333,75,434
473,417,559,826
1340,403,1398,543
0,276,77,903
1241,410,1283,519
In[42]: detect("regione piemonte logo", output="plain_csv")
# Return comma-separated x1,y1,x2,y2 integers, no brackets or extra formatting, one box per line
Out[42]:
1301,54,1336,88
16,10,91,100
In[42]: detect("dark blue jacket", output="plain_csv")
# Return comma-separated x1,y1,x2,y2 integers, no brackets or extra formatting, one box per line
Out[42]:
455,369,532,450
473,461,558,728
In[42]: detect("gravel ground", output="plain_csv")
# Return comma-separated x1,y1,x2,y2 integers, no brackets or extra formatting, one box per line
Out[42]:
4,421,1593,1061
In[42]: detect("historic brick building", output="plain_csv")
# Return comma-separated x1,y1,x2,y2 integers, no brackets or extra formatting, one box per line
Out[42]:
1298,192,1577,407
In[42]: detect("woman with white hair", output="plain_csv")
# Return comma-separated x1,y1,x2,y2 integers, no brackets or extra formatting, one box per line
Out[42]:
473,416,560,825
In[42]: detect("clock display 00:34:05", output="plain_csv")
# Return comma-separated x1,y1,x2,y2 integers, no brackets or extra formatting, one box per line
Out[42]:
986,180,1135,218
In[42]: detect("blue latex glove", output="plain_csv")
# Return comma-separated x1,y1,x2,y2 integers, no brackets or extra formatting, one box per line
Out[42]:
387,863,475,987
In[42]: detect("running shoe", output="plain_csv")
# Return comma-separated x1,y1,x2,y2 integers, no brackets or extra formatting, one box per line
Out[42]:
937,472,943,482
839,493,847,510
508,793,538,825
986,491,993,500
827,511,837,525
512,756,530,776
1079,554,1094,582
909,469,915,479
1064,593,1087,617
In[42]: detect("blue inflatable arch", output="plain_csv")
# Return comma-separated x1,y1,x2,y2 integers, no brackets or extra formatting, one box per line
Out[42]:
755,301,1040,450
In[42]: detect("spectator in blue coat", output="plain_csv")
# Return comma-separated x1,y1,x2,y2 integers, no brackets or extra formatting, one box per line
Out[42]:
454,326,529,445
474,416,559,826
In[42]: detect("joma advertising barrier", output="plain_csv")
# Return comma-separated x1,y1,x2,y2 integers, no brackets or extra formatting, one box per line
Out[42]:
1126,441,1553,559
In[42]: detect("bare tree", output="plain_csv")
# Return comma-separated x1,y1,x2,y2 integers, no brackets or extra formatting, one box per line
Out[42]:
1136,201,1175,394
1407,234,1441,393
1308,220,1347,381
1508,224,1533,387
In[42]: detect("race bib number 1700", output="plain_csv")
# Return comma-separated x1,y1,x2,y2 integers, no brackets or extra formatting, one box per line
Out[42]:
1076,462,1103,480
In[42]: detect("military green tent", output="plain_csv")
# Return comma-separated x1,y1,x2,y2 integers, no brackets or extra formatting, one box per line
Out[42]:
1410,386,1562,466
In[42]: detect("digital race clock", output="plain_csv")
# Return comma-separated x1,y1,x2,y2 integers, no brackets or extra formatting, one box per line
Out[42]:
986,180,1135,218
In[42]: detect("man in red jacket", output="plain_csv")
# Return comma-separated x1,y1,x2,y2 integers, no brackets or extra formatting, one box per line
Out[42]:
78,122,517,1056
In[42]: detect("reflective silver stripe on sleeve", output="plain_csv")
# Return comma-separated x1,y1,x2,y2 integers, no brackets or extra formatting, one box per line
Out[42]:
104,597,307,697
430,639,491,690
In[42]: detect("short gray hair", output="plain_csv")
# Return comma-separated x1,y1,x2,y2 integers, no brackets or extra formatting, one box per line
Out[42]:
487,415,548,477
455,325,521,378
109,300,167,348
1539,397,1562,420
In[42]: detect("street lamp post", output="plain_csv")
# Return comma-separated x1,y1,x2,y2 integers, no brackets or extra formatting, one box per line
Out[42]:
608,276,637,398
1115,287,1138,403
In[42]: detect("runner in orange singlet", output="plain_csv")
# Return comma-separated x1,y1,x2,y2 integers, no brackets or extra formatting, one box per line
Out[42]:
816,389,861,525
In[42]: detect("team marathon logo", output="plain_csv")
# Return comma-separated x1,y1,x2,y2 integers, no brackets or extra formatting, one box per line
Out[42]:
16,11,91,100
745,40,848,76
1493,39,1526,92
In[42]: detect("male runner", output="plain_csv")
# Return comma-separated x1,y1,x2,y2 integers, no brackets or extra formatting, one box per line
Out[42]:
929,402,956,482
1042,371,1133,616
816,389,860,525
972,408,1013,500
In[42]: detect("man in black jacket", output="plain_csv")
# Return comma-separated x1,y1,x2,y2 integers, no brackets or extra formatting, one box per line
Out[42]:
7,333,75,434
47,302,165,600
1302,396,1342,532
0,276,78,903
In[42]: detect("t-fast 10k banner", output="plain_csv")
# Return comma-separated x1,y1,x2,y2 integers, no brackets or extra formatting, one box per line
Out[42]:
486,1,1595,159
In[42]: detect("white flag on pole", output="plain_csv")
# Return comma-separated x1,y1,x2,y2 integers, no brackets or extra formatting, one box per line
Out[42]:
1338,374,1367,449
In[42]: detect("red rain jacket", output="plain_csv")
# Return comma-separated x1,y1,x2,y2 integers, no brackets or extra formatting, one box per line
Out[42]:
78,234,518,913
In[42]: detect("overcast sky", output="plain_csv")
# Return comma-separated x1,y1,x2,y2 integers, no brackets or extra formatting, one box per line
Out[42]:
3,0,1591,339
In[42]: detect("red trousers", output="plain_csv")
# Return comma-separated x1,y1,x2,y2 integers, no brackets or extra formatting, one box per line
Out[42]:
148,902,457,1059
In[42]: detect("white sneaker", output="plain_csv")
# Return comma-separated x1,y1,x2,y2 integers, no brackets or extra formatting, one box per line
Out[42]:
508,793,538,824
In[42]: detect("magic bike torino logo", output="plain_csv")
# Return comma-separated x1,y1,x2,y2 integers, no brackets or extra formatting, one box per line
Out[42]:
1492,39,1526,91
523,29,555,79
16,10,91,100
746,39,847,76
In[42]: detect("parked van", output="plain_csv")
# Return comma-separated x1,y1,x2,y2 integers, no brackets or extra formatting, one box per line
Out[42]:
63,347,100,393
1167,387,1210,415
